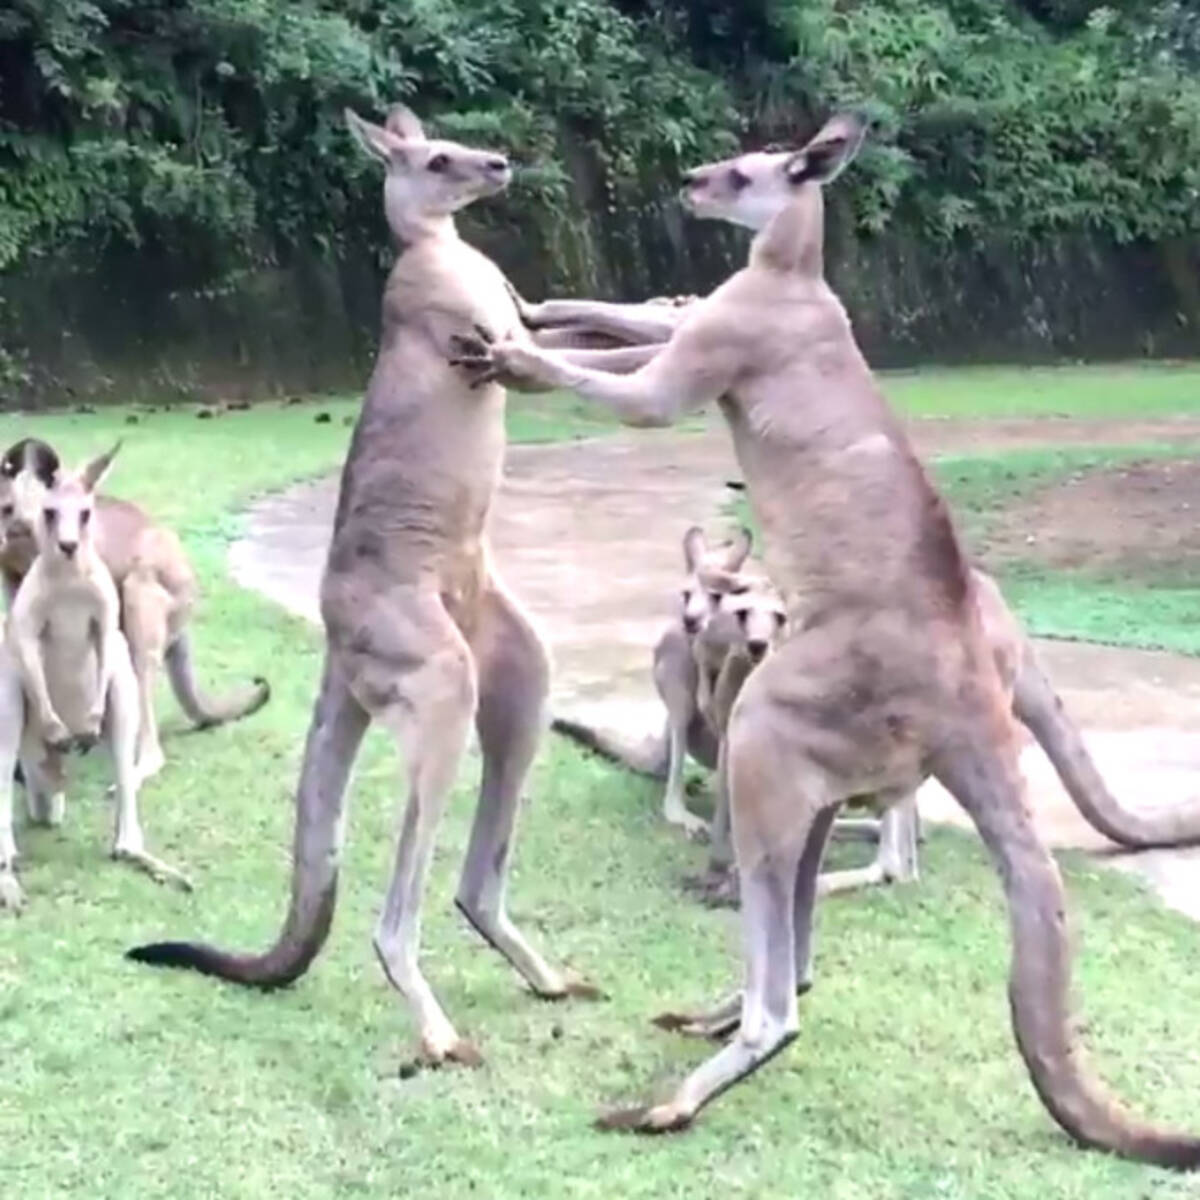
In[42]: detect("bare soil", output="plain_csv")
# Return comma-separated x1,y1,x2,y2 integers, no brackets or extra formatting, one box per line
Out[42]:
979,456,1200,576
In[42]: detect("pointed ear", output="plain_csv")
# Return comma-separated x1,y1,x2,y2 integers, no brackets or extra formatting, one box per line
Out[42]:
723,525,753,570
345,109,406,164
80,440,121,493
786,113,867,186
385,104,425,142
682,526,706,571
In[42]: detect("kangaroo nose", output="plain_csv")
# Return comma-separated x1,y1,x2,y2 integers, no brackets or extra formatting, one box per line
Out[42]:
683,615,700,635
486,156,509,174
58,540,77,558
747,640,768,662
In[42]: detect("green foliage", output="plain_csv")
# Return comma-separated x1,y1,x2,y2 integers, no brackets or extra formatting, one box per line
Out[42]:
3,0,1200,281
0,0,734,275
739,0,1200,243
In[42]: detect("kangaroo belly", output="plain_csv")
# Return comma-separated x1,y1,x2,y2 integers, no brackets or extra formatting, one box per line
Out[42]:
40,626,103,732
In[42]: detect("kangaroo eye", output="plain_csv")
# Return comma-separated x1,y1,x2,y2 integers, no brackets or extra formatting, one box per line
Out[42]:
427,153,450,173
80,509,91,526
774,611,786,628
43,507,57,523
729,167,751,192
736,609,748,626
708,591,722,605
0,505,12,519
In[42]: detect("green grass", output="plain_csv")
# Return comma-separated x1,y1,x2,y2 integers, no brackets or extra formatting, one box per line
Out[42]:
935,443,1200,655
4,390,1200,1198
881,361,1200,419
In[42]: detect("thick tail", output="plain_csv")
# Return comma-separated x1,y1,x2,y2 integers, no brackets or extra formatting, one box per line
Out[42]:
165,631,270,729
1014,648,1200,849
127,662,368,989
550,714,669,779
935,718,1200,1169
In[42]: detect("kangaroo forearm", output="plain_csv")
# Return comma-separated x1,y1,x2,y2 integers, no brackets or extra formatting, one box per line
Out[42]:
538,359,687,428
12,637,57,726
522,298,686,345
557,345,663,375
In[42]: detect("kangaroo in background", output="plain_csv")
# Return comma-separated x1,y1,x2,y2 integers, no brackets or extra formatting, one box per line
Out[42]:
126,104,618,1071
0,445,190,909
450,114,1200,1165
552,523,922,901
553,524,751,838
0,437,270,785
691,575,923,910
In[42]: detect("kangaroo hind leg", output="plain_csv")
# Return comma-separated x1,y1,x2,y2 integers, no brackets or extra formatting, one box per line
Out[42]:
122,569,171,785
601,691,832,1133
364,593,483,1069
107,632,192,890
456,582,601,1001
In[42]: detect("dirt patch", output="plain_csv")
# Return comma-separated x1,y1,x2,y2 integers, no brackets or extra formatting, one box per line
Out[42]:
907,414,1200,458
979,456,1200,577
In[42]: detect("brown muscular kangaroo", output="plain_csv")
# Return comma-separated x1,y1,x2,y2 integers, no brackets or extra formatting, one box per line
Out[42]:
450,114,1200,1165
126,105,603,1070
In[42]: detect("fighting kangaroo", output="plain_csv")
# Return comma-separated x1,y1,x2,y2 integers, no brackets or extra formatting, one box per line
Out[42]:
127,105,613,1069
0,437,270,784
450,115,1200,1165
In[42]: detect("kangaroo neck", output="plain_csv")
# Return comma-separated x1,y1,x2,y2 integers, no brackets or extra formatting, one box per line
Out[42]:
389,211,460,251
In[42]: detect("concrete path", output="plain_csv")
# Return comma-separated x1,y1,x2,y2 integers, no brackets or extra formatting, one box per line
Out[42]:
229,423,1200,920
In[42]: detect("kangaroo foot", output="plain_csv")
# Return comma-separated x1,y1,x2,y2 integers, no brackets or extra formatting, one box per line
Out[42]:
0,866,24,913
112,843,193,892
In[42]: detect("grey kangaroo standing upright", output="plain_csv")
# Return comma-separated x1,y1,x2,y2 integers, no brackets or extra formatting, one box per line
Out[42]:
128,105,600,1069
451,114,1200,1166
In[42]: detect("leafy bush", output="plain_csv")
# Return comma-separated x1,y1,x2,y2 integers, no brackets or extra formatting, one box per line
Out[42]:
2,0,1200,282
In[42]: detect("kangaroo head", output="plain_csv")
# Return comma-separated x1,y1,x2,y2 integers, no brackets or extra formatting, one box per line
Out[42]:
678,524,753,636
36,442,119,566
0,437,61,574
680,112,866,234
345,104,511,239
717,575,787,664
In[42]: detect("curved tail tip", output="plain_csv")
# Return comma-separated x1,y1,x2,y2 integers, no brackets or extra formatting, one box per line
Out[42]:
126,941,195,967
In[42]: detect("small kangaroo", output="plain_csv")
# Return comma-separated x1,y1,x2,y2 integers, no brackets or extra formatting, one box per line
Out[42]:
551,525,921,899
450,114,1200,1164
690,575,922,910
1,445,190,910
0,436,270,785
553,524,751,838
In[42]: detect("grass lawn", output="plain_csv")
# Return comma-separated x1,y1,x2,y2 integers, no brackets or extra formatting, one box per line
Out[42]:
881,360,1200,419
935,444,1200,655
3,377,1200,1198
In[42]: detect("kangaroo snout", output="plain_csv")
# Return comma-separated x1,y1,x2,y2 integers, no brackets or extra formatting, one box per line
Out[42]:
58,540,78,559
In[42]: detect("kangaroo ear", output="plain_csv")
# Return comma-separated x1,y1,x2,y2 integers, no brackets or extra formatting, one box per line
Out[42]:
80,440,121,493
384,104,426,142
723,525,753,570
682,525,707,571
786,112,867,186
345,109,407,164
